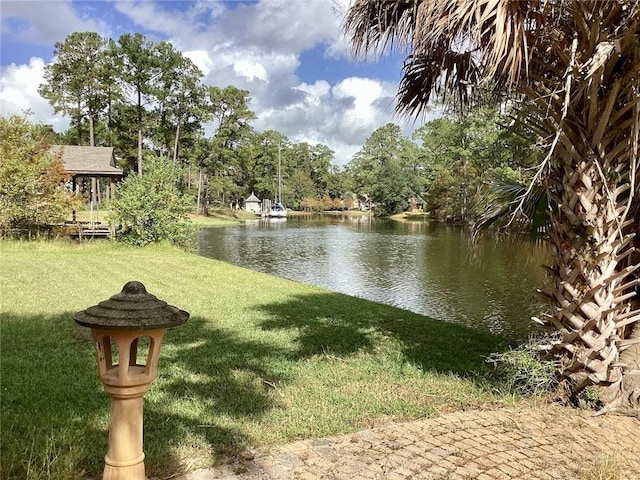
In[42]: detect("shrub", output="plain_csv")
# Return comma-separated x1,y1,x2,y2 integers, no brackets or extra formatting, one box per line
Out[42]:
109,156,196,249
301,196,323,212
486,338,558,396
0,115,77,237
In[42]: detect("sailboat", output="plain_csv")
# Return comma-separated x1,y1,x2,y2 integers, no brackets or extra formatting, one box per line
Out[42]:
270,201,287,218
270,142,287,218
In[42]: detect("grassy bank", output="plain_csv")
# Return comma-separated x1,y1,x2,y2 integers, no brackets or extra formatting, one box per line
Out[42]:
69,207,243,227
390,211,429,221
1,241,514,479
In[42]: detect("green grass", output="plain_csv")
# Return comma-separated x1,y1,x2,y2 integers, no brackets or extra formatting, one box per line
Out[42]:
68,208,112,223
68,207,242,227
188,212,252,227
316,210,372,216
1,240,515,479
390,211,429,221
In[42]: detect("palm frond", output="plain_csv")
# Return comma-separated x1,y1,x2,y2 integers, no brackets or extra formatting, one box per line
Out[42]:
473,177,554,242
397,49,481,115
342,0,419,57
343,0,542,114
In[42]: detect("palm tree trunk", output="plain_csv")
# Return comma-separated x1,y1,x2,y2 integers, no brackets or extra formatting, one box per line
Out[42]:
544,161,623,385
519,10,640,406
540,134,640,411
601,184,640,410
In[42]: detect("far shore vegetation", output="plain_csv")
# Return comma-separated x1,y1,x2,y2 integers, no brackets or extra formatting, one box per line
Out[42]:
1,240,543,480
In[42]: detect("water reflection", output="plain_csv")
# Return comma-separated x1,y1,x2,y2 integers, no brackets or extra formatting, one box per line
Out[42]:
198,215,549,340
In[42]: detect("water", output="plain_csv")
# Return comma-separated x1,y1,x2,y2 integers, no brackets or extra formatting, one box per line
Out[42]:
198,215,549,340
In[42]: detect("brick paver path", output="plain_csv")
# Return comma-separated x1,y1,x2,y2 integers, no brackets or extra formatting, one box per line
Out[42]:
175,406,639,480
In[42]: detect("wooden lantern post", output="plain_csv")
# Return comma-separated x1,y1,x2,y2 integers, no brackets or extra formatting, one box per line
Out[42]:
74,281,189,480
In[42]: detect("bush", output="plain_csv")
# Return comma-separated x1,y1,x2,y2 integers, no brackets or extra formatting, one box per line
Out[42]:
486,339,558,396
301,196,323,212
109,156,196,249
0,115,77,237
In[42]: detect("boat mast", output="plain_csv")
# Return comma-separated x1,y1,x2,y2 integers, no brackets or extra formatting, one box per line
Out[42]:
278,141,282,204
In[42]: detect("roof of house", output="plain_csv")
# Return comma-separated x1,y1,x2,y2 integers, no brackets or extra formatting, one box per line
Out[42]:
50,145,123,177
245,192,261,203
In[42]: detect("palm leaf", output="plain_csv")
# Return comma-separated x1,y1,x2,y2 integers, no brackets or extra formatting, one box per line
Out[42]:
398,49,482,116
344,0,541,114
473,177,554,242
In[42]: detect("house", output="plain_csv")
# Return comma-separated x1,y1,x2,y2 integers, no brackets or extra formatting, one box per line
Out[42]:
244,192,261,214
50,145,123,205
408,196,427,212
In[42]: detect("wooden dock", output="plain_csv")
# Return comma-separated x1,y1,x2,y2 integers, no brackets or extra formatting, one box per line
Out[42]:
68,222,112,240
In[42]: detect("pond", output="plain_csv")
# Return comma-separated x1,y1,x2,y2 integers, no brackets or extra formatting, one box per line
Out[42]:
198,215,549,341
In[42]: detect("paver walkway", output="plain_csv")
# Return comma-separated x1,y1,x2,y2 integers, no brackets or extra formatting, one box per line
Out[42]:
174,406,639,480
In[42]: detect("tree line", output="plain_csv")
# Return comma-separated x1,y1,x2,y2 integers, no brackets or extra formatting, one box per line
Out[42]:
38,31,534,220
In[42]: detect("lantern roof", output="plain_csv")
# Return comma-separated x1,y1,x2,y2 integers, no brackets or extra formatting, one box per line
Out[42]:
74,281,189,330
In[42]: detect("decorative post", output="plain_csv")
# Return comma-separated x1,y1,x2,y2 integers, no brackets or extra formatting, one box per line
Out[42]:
74,281,189,480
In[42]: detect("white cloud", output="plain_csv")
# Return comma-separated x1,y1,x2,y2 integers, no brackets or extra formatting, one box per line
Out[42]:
233,59,268,83
252,76,406,166
234,0,338,52
182,50,213,76
1,0,110,47
333,77,388,130
0,58,69,130
113,0,199,37
296,81,331,105
322,0,357,60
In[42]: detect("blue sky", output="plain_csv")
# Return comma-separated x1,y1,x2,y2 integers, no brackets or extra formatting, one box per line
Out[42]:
0,0,420,166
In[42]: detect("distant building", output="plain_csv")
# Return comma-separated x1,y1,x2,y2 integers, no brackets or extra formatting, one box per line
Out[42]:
408,196,427,212
244,192,261,214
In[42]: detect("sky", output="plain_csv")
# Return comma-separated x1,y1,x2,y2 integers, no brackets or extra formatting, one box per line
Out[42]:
0,0,433,166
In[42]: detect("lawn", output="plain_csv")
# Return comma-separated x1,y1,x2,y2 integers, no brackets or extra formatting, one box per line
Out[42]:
1,240,514,479
69,207,244,227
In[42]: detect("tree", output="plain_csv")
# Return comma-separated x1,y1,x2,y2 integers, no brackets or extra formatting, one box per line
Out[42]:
413,105,534,223
348,123,421,215
188,136,214,215
0,115,77,236
283,142,335,209
344,1,640,409
39,33,120,214
101,38,123,148
110,101,140,172
327,164,355,205
243,130,288,201
152,42,205,163
110,156,195,249
203,86,257,206
115,33,161,175
287,168,317,210
309,144,335,196
39,32,112,146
